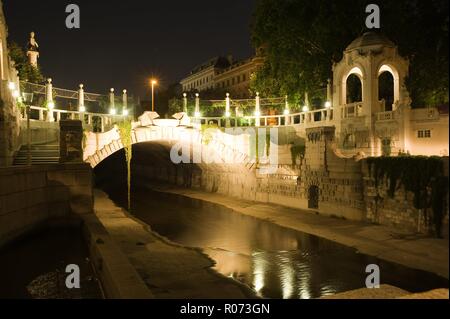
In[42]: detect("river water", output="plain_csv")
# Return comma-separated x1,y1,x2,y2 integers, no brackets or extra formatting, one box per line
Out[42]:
102,185,448,299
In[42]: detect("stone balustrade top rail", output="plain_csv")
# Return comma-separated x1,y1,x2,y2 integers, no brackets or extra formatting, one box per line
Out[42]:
21,81,105,102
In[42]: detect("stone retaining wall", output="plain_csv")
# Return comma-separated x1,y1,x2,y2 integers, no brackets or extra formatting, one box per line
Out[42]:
361,158,449,236
0,164,93,247
0,163,153,298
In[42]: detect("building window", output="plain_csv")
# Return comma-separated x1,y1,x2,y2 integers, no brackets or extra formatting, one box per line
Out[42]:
418,130,431,138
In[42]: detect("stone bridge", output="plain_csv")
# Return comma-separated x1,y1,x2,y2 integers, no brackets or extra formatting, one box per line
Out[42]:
83,121,261,171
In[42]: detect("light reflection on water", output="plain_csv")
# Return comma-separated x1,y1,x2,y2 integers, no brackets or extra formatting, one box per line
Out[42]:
107,188,448,299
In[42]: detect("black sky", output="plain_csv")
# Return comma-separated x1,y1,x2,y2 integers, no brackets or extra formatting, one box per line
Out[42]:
3,0,257,99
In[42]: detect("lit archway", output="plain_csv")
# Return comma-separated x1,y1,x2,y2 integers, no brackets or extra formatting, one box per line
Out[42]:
346,74,363,104
341,67,364,105
378,72,394,111
378,64,400,109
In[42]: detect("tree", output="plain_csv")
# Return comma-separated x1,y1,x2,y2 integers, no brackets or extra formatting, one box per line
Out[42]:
251,0,449,108
8,42,45,83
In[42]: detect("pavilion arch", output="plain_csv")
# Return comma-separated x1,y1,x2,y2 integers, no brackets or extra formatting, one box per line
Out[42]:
341,66,364,105
378,64,401,109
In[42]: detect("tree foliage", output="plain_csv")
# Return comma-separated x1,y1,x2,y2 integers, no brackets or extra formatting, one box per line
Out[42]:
8,42,45,83
251,0,449,107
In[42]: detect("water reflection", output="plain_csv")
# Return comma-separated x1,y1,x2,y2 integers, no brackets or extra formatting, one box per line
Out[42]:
107,187,448,299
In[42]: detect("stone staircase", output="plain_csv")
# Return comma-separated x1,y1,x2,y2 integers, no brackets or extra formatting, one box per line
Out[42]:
13,144,60,166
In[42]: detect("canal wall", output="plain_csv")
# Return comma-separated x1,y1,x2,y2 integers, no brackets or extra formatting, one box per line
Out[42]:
254,127,365,221
361,157,449,236
0,164,93,246
130,126,366,221
0,164,153,299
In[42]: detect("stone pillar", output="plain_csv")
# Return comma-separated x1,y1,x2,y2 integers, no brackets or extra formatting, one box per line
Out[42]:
122,89,128,115
109,88,116,115
305,92,310,109
304,92,311,123
255,92,261,127
45,78,53,102
225,93,231,127
183,93,188,114
78,84,85,112
59,120,83,163
284,95,290,126
46,78,54,122
78,84,85,123
326,79,332,104
195,93,200,117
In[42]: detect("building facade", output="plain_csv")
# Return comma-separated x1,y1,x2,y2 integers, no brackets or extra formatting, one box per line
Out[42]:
214,55,264,98
180,53,263,98
180,57,231,93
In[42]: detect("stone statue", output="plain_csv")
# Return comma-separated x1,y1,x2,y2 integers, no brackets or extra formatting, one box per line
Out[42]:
27,32,39,67
27,32,39,52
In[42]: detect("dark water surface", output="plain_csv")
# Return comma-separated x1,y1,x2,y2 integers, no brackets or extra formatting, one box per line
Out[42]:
105,186,448,299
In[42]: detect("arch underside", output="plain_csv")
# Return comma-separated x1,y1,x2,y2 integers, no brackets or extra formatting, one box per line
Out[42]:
84,127,255,172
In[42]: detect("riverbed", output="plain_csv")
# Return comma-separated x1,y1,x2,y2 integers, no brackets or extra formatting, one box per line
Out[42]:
102,185,448,299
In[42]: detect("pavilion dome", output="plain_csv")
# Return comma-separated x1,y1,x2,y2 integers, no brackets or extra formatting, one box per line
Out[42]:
346,32,395,51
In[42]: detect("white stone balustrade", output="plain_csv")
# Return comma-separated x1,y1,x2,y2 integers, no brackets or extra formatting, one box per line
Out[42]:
27,105,131,132
341,102,363,118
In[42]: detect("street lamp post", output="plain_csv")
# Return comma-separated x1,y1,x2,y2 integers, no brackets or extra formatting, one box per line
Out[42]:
151,79,157,112
22,92,34,166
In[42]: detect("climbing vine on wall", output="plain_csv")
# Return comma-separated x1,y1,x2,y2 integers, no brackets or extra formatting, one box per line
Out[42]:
201,124,219,145
366,156,448,237
265,133,271,157
117,120,133,211
290,144,306,166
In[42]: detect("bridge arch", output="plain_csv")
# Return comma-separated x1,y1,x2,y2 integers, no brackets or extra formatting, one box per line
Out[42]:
83,125,256,170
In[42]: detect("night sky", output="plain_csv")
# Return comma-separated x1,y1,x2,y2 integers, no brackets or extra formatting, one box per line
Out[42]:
3,0,256,99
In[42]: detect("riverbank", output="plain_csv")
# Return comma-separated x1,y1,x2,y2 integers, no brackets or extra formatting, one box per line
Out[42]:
144,183,449,280
93,189,256,299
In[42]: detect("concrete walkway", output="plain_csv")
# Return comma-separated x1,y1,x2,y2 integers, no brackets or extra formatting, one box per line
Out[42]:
93,189,255,299
148,184,449,280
